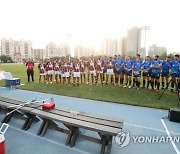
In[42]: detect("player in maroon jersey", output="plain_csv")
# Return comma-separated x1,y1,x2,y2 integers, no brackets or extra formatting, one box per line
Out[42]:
88,56,96,85
45,59,50,83
54,59,60,83
106,57,115,85
70,60,74,83
58,60,62,84
96,56,104,85
60,61,65,85
73,59,81,86
87,57,91,84
46,58,54,84
62,61,71,86
38,60,46,83
80,60,86,83
26,59,34,82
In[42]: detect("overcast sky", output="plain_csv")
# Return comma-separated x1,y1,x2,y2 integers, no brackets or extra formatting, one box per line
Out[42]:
0,0,180,54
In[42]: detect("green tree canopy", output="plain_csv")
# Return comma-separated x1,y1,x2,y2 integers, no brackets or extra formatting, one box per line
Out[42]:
0,55,13,63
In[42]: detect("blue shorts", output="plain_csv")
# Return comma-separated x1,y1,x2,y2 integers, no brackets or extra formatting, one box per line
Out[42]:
142,70,151,77
161,72,169,77
151,73,160,79
115,68,125,75
125,70,132,76
120,68,125,75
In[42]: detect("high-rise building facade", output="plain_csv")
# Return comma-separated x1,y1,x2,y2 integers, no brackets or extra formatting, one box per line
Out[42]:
101,38,119,56
58,43,69,57
45,42,70,59
74,45,95,59
33,49,45,60
148,44,167,57
1,38,33,62
126,27,141,57
121,37,127,57
45,42,58,58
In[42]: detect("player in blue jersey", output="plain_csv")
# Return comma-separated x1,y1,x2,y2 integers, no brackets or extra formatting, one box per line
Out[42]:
178,70,180,96
132,54,140,87
114,55,124,86
113,55,118,64
150,55,162,92
118,55,125,87
96,56,104,85
170,54,180,92
123,56,133,88
102,56,108,84
142,56,151,89
161,56,171,89
133,54,142,90
113,55,118,85
178,68,180,96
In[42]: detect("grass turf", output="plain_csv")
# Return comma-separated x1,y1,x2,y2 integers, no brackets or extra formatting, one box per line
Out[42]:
0,63,179,110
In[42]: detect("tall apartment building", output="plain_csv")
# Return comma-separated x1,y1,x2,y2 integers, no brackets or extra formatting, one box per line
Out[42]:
1,38,33,61
101,38,119,56
126,27,141,57
118,37,128,57
148,44,167,57
33,49,45,60
45,42,70,59
58,43,69,57
45,42,58,58
74,45,95,59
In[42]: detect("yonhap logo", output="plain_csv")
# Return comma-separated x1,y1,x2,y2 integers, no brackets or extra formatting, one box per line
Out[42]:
115,130,180,149
115,131,131,148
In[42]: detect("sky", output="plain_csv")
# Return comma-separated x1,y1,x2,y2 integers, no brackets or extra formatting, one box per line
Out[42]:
0,0,180,55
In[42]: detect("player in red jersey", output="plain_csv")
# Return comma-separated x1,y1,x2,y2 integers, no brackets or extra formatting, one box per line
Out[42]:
96,56,104,85
45,59,49,83
73,59,81,86
62,61,71,86
26,59,34,82
60,61,65,85
87,57,91,84
106,57,115,85
88,56,96,85
54,59,60,83
80,60,86,83
38,60,46,83
70,60,74,83
58,60,62,84
46,58,54,84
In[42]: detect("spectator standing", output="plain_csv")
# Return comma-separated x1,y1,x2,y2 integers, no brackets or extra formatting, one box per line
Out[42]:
26,59,34,82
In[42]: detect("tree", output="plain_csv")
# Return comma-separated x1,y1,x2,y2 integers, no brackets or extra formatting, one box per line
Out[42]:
159,52,167,60
0,55,13,63
80,56,88,61
52,56,61,60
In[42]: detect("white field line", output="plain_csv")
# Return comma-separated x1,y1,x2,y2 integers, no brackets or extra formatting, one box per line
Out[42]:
161,119,180,154
125,122,180,136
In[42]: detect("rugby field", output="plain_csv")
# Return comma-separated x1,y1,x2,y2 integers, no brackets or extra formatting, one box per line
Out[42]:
0,63,179,109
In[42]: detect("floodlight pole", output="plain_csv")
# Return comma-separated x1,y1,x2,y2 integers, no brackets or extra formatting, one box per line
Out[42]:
141,26,150,56
144,26,146,55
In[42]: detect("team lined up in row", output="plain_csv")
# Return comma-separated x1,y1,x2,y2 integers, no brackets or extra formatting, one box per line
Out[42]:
37,54,180,92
